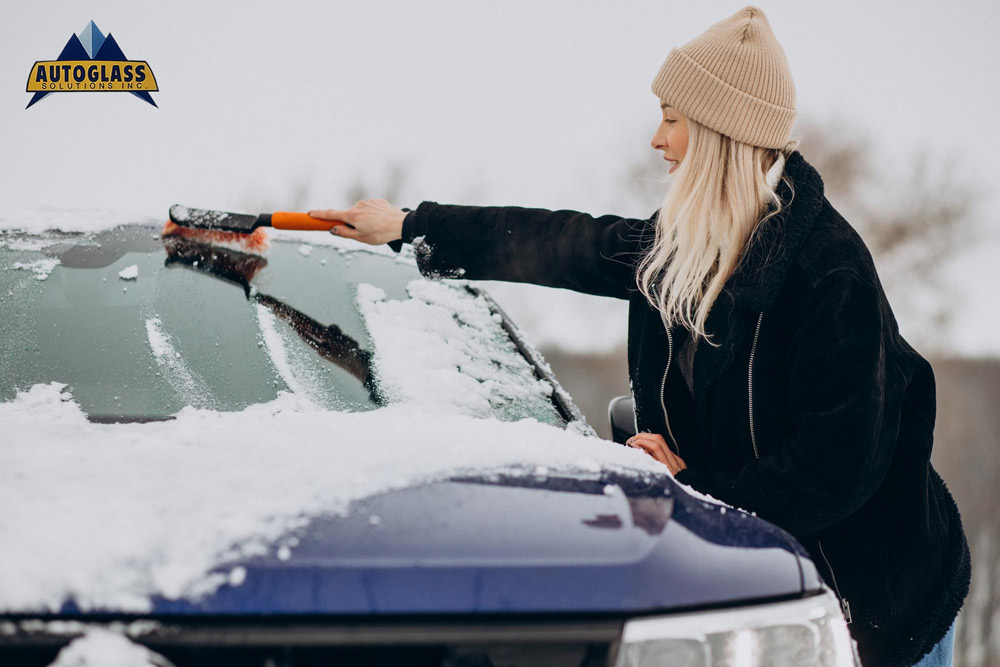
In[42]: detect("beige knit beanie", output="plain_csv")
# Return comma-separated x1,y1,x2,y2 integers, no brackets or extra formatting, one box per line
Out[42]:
651,5,797,149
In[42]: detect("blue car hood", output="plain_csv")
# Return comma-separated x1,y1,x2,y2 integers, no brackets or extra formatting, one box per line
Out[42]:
125,470,821,616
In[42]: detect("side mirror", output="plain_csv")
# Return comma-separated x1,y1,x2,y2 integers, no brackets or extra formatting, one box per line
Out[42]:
608,395,637,445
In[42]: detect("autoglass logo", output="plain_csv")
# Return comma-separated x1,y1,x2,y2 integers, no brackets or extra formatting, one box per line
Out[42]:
25,20,158,109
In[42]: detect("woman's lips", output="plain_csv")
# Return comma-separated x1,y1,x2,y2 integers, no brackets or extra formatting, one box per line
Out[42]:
666,157,680,174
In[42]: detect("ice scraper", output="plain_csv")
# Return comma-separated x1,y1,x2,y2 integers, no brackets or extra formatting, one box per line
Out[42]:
162,204,349,255
168,204,346,234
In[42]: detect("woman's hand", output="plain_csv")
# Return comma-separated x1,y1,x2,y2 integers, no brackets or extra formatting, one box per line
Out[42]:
307,198,406,246
627,433,687,476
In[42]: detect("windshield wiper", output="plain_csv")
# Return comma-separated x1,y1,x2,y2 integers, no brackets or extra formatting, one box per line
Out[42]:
161,235,386,406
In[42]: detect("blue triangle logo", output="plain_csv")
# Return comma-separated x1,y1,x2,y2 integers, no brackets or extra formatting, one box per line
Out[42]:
25,19,157,109
78,20,106,59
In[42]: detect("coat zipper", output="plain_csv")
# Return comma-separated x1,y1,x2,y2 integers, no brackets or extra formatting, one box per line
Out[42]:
747,311,764,460
746,311,852,625
659,325,681,456
817,538,853,624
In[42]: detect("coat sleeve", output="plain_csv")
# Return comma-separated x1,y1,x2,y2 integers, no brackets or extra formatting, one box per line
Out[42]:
674,269,893,537
385,207,413,254
390,200,655,300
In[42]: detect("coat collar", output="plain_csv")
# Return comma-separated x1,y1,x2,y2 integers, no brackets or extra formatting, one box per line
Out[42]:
659,150,826,410
725,150,826,311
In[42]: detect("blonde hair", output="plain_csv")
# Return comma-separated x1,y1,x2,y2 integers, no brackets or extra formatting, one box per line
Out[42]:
636,117,799,348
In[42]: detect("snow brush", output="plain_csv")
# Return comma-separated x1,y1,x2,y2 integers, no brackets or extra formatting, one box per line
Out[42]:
162,204,348,255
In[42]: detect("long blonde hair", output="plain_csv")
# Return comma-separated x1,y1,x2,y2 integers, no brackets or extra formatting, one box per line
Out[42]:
636,117,800,348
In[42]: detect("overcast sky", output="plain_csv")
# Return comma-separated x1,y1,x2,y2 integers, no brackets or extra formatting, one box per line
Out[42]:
3,0,998,355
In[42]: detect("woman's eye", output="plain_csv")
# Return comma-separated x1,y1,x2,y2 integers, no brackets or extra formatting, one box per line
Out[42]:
663,119,674,124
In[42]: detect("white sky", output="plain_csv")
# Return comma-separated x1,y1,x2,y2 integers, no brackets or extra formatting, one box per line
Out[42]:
3,0,998,355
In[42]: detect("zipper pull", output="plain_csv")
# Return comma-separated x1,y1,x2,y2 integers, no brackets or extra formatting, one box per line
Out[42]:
840,598,852,625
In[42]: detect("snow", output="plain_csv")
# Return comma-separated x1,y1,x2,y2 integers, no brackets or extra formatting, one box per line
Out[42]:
0,382,669,613
672,477,733,509
487,308,596,435
2,236,56,252
357,279,558,419
46,627,170,667
12,258,59,281
297,243,312,256
0,210,732,614
118,265,139,280
169,204,191,223
0,206,159,234
227,567,247,588
144,318,216,410
168,205,231,227
253,303,331,406
255,304,302,392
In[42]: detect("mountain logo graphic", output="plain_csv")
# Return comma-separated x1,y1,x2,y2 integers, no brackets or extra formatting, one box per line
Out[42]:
25,20,158,109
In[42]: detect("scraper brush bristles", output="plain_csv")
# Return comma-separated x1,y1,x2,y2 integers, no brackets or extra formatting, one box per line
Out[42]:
160,220,270,256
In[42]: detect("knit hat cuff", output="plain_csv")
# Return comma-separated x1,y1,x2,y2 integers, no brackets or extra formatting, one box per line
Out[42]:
651,47,797,150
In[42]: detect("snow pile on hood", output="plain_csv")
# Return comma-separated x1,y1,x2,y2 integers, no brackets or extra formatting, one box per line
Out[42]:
0,382,668,613
45,627,170,667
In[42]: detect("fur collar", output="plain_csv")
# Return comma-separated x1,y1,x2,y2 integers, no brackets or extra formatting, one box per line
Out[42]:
726,150,826,311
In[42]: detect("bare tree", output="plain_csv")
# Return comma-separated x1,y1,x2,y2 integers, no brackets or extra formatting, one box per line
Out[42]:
343,161,410,207
795,115,984,345
236,161,412,215
796,116,981,269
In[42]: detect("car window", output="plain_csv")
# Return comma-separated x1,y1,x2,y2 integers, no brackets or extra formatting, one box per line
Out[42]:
0,224,566,427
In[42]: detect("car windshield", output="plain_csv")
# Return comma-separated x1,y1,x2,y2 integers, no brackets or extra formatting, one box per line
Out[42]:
0,224,567,426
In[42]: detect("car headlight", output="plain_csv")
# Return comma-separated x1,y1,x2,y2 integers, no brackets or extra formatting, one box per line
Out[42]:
615,589,859,667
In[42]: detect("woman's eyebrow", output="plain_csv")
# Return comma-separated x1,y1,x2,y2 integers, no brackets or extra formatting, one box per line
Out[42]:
660,103,672,110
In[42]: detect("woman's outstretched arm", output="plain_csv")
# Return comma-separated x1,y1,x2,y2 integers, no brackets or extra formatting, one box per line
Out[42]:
309,199,656,301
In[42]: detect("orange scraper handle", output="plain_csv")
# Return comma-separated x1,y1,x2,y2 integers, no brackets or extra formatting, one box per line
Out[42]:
271,211,347,231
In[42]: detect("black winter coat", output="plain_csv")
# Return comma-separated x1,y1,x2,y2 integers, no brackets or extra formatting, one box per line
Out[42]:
388,150,971,667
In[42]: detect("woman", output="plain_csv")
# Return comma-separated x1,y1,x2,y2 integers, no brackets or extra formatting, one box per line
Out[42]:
309,6,970,666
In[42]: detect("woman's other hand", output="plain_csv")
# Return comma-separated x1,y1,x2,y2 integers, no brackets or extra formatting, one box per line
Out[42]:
307,199,406,246
627,433,687,476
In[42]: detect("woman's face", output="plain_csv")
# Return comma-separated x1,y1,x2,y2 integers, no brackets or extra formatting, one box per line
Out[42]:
650,104,688,175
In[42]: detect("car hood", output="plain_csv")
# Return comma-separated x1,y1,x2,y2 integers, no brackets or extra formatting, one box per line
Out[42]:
92,470,820,617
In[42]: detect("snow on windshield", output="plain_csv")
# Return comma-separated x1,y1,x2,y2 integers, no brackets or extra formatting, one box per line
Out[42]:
253,302,337,406
357,279,560,421
0,382,668,613
12,258,60,281
144,317,217,411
